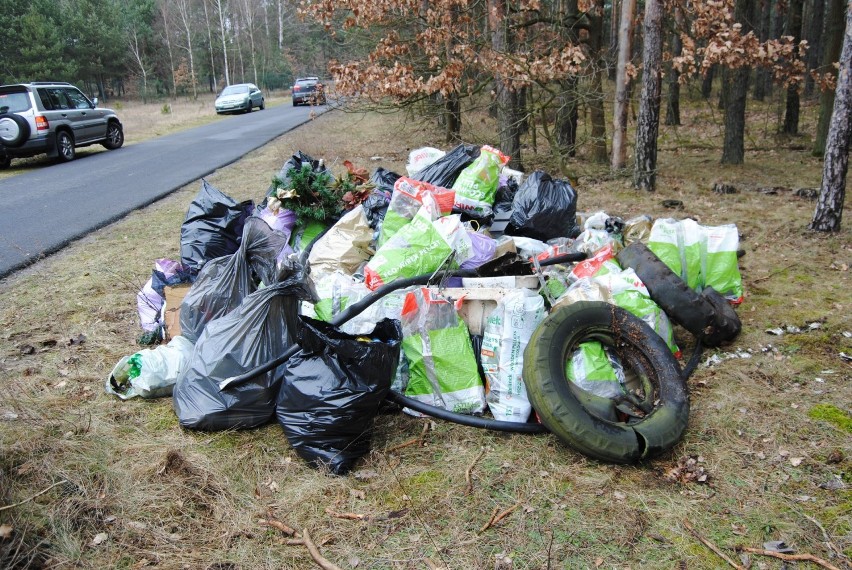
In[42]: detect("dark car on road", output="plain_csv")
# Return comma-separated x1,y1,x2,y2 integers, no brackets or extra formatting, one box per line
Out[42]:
291,77,326,106
0,81,123,168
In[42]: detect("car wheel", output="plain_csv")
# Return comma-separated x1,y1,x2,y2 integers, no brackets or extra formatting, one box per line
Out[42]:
102,121,124,150
246,101,253,113
0,155,10,169
259,98,265,110
55,130,75,162
292,99,298,107
522,301,689,463
0,113,31,148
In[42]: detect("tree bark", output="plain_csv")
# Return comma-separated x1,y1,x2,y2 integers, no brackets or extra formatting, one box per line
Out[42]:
721,0,755,165
215,0,230,86
813,0,846,155
766,0,785,97
611,0,636,169
754,0,771,100
489,0,523,169
633,0,664,191
810,1,851,231
665,7,684,126
202,0,217,91
556,78,579,157
782,0,804,134
588,0,608,163
445,94,461,143
701,64,715,99
804,0,826,96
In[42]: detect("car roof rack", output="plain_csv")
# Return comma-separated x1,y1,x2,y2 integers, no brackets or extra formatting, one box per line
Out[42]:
30,81,72,86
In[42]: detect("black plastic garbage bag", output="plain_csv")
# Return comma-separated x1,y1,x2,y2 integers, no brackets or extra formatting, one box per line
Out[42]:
180,179,254,274
180,217,292,343
493,177,518,215
507,170,578,241
411,144,480,188
173,274,316,431
363,168,399,229
266,151,330,197
276,317,402,475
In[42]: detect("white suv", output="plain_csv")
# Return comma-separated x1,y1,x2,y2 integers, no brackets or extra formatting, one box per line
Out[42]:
0,81,124,168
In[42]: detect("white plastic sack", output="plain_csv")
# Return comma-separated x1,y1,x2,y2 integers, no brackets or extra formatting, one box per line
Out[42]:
406,147,446,176
106,336,195,400
481,290,546,422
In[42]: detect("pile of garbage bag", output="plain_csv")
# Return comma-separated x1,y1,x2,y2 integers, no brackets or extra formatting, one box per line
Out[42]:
113,145,744,470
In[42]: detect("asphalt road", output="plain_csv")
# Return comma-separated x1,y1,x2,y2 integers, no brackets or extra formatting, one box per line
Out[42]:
0,103,327,279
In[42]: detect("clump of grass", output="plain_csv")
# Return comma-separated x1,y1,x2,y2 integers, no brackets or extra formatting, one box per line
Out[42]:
809,404,852,433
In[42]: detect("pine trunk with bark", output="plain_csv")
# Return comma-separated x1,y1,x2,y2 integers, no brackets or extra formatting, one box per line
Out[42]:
766,0,785,97
813,0,847,155
611,0,636,169
665,8,683,126
722,0,755,164
811,1,852,231
634,0,664,191
804,0,826,96
701,64,715,99
783,0,804,134
557,1,581,159
489,0,523,169
445,94,461,143
588,0,608,162
754,0,771,100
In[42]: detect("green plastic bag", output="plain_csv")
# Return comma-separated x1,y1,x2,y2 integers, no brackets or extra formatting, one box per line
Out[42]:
565,341,626,399
400,288,485,414
451,145,509,218
377,177,455,248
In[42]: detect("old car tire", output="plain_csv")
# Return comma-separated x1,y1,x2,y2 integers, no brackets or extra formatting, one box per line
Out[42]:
102,121,124,150
0,113,30,148
523,301,689,464
55,130,75,162
616,242,740,347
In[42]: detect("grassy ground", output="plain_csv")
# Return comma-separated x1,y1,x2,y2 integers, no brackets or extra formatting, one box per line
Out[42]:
0,89,850,570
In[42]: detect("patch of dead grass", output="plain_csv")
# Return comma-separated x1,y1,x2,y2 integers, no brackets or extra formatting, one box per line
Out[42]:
0,92,850,569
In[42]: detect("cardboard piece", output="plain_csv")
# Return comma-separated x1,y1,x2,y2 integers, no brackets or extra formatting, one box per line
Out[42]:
163,284,191,340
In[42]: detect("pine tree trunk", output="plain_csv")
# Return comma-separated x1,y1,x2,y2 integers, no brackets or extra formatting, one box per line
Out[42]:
557,78,579,157
588,0,608,162
489,0,523,169
804,0,827,96
722,0,755,164
783,0,804,134
701,64,715,99
754,0,771,100
611,0,636,169
814,0,846,155
633,0,664,191
665,8,683,126
810,1,851,231
445,94,461,143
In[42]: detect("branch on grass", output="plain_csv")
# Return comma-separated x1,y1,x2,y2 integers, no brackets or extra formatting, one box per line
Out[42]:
258,518,297,536
465,447,487,495
385,421,430,453
682,520,744,570
739,547,842,570
302,529,344,570
479,502,522,533
0,480,67,512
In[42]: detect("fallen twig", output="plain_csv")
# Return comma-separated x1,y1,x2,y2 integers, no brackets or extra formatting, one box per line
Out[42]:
284,536,333,547
479,507,500,534
682,520,744,570
739,547,842,570
258,518,297,536
465,447,487,494
0,480,67,512
802,513,849,563
325,509,366,521
480,502,522,533
302,528,344,570
752,263,796,284
385,422,430,453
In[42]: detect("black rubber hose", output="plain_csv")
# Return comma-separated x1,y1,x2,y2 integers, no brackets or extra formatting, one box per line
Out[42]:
537,252,587,267
386,390,548,433
681,340,704,380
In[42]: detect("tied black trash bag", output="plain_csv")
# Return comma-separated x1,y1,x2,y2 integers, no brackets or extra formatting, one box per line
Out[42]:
507,170,578,241
276,317,402,475
173,273,316,431
180,179,254,275
363,168,400,229
411,144,480,189
180,217,292,343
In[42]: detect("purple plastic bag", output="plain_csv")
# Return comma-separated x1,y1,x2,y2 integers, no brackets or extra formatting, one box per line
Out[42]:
137,259,184,332
460,231,497,269
258,207,297,241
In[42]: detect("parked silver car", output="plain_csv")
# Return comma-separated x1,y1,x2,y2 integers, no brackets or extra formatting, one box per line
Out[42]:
214,83,265,114
0,81,124,168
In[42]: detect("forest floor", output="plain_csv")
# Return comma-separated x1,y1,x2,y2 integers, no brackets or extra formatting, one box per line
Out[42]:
0,91,850,569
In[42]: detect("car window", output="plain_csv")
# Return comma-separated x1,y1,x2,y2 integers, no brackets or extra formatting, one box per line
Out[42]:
37,88,55,110
44,88,70,110
0,91,32,113
63,88,92,109
222,85,249,95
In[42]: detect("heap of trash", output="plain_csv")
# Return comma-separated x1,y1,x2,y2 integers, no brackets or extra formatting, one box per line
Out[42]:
110,144,744,474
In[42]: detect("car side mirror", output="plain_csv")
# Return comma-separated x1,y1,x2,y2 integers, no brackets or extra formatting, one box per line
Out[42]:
92,97,98,107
